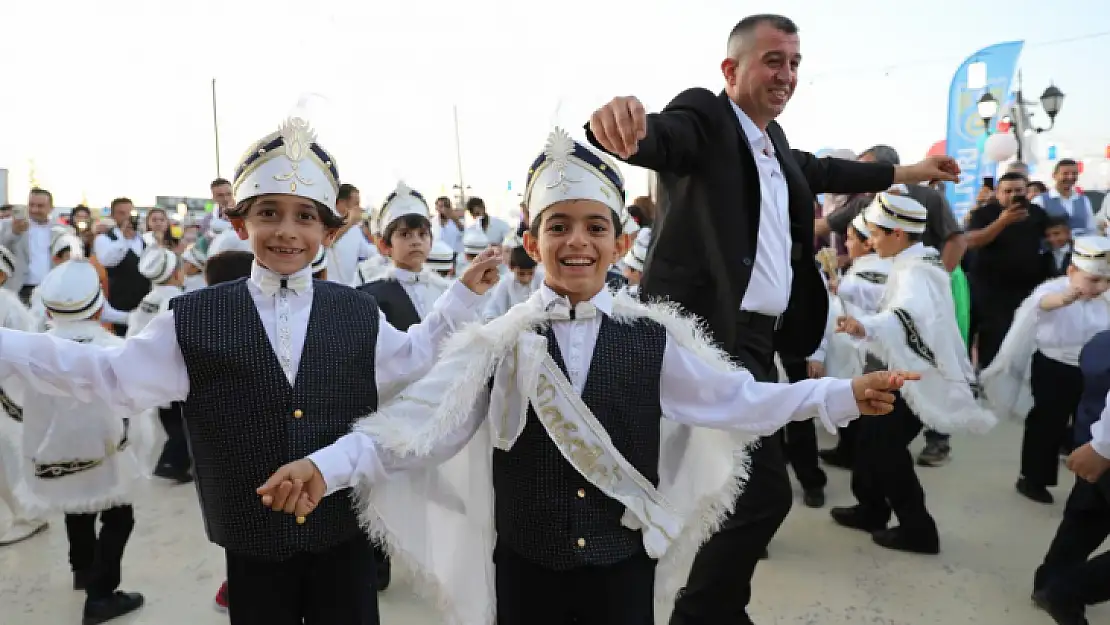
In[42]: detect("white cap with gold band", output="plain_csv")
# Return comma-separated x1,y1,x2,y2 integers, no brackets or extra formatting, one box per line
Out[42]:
1071,235,1110,277
426,239,456,271
139,247,179,284
0,244,17,277
39,259,105,321
462,228,489,255
850,213,871,239
378,182,431,230
232,117,341,218
862,192,928,234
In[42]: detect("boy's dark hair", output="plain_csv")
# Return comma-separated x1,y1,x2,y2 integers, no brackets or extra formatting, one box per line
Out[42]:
0,204,12,213
509,246,536,270
1045,214,1071,230
528,209,625,238
110,197,133,211
205,251,255,285
337,183,359,203
210,178,231,189
382,214,433,246
873,225,922,243
224,197,346,229
998,171,1028,185
1028,180,1048,195
467,197,489,228
848,220,869,241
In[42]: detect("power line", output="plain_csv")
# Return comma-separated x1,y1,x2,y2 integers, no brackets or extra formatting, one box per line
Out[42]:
806,30,1110,84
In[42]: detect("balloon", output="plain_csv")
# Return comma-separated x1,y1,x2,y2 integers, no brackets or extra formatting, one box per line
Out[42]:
984,133,1018,162
926,140,946,158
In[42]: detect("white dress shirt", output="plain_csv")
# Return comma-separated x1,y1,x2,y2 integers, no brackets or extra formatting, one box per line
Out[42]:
729,100,792,316
483,273,536,320
93,228,145,269
469,217,513,249
0,262,484,414
390,267,447,320
1032,277,1110,366
24,221,54,286
327,228,375,286
309,283,858,494
1033,188,1094,235
433,219,463,254
1091,390,1110,460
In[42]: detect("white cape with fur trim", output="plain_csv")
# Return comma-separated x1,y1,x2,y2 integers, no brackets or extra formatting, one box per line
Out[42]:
351,290,749,625
858,246,996,433
981,277,1110,421
20,321,161,513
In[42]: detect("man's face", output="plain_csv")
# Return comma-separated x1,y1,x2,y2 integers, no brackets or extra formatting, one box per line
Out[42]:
211,183,234,209
722,23,800,123
468,202,485,218
996,179,1027,208
435,200,452,217
112,202,134,227
1054,165,1080,193
27,192,52,222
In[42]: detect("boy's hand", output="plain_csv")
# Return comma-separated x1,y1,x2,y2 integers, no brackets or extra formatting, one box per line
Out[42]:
257,459,326,522
850,370,921,415
836,316,866,338
458,248,503,295
828,278,840,295
1066,443,1110,482
807,360,825,378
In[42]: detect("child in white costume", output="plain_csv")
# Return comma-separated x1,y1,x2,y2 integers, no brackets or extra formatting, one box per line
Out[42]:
981,235,1110,505
0,243,49,546
21,259,158,623
260,128,914,625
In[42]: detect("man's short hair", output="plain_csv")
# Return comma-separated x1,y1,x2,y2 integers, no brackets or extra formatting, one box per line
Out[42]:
210,178,231,189
29,188,53,206
1054,159,1079,173
435,196,452,208
998,171,1028,185
110,197,133,211
1004,161,1030,176
337,183,359,203
727,14,798,58
861,145,900,166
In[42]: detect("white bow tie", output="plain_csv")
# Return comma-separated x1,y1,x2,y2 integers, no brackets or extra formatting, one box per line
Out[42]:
395,272,423,286
545,298,597,321
257,273,311,297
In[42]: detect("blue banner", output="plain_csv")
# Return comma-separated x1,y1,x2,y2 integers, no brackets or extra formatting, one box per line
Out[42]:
945,41,1024,221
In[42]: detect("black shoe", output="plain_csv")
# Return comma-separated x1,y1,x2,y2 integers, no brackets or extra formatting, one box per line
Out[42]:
830,506,887,533
803,488,826,508
916,440,951,467
73,570,93,591
1016,478,1054,504
82,591,144,625
818,449,853,470
1032,588,1089,625
871,527,940,555
153,465,193,484
376,563,391,592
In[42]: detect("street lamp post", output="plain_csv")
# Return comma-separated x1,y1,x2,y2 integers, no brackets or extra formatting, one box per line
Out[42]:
977,73,1064,163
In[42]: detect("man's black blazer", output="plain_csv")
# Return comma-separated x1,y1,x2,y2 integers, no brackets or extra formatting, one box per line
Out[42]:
585,89,895,358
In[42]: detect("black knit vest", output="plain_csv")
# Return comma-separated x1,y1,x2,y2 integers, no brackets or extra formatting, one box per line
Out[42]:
103,230,149,312
171,279,379,560
358,279,421,330
493,315,666,570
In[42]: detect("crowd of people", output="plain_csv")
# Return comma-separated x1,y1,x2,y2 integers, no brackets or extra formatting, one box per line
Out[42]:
0,12,1108,625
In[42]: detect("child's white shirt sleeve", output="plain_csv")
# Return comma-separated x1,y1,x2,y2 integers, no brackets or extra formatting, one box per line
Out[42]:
1091,389,1110,460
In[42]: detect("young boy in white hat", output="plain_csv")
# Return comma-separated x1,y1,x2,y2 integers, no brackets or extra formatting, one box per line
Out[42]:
835,192,995,554
21,258,158,624
181,242,210,293
260,127,915,625
620,227,650,297
982,235,1110,505
425,238,457,279
0,116,503,625
0,242,49,548
460,227,490,272
483,244,539,320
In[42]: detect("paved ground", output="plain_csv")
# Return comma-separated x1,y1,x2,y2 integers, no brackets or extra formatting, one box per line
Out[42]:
1,419,1105,625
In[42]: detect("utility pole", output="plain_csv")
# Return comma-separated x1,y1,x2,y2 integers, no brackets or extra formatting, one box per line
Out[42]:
212,78,222,178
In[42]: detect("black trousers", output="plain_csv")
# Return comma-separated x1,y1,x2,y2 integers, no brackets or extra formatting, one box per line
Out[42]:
17,285,34,307
225,536,379,625
778,356,827,490
111,324,128,337
973,284,1033,369
1034,474,1110,607
850,395,937,536
156,402,191,472
64,505,135,600
670,320,791,625
494,544,656,625
1022,352,1083,488
827,419,859,463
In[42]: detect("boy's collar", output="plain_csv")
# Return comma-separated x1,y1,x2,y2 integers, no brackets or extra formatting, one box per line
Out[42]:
538,282,612,316
250,261,314,294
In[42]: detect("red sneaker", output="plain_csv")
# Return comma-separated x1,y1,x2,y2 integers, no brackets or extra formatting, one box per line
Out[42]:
214,581,229,613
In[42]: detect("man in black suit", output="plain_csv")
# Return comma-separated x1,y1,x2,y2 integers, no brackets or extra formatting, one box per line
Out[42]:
587,14,958,625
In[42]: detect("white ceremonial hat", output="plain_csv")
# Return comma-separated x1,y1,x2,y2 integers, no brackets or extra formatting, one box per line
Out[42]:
1071,235,1110,277
39,259,104,321
232,117,341,217
863,192,928,234
182,243,207,269
621,212,641,237
426,239,456,271
139,246,179,284
622,235,648,273
50,227,84,258
524,127,628,224
850,213,871,239
378,182,430,230
311,245,328,273
463,228,489,254
0,244,17,277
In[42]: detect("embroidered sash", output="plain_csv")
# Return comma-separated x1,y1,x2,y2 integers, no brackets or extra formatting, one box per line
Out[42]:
33,418,130,479
0,385,23,422
527,351,682,559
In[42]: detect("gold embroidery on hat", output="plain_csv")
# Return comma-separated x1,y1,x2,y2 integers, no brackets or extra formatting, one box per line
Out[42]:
272,117,317,189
